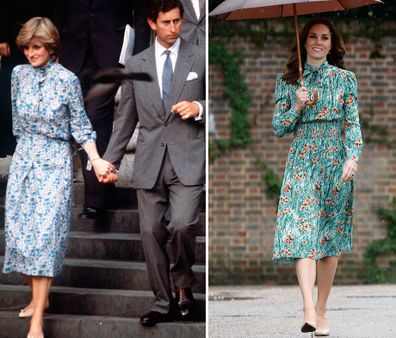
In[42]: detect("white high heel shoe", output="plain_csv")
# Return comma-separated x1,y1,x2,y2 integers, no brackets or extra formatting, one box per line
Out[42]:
19,300,49,318
314,328,330,336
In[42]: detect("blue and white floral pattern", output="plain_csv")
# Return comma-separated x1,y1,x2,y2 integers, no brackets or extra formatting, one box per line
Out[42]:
2,61,96,276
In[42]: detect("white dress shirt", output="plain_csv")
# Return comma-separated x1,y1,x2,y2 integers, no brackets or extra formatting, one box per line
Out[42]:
191,0,201,20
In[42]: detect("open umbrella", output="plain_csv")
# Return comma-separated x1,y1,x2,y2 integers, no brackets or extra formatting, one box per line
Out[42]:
210,0,383,106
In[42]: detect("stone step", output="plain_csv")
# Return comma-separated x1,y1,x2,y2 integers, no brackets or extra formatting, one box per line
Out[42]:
0,257,205,293
0,231,206,264
73,183,206,211
0,285,205,321
0,311,205,338
0,206,206,236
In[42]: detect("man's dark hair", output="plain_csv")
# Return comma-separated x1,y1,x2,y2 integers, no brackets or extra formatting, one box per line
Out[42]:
146,0,184,22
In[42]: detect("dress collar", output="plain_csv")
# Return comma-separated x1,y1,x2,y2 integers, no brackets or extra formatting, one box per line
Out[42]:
32,60,53,83
33,60,53,73
303,60,330,80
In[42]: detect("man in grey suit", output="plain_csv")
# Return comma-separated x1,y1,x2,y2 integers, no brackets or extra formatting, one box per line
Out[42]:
180,0,206,47
102,0,205,327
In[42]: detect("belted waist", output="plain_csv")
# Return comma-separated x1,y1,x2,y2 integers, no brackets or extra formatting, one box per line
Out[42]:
19,132,70,143
294,119,342,140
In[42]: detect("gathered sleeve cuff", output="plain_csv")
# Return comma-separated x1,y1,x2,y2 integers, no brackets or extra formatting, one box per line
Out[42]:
67,75,96,147
272,74,300,138
343,71,363,161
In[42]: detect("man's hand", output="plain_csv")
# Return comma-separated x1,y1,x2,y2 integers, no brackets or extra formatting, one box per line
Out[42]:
101,172,119,183
171,101,199,120
0,42,10,57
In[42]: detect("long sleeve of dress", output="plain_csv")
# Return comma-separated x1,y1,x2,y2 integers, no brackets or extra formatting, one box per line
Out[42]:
67,75,96,147
11,66,21,139
272,74,301,138
343,72,363,161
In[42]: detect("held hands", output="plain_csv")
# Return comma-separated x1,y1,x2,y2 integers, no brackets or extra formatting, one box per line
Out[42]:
171,101,199,120
0,42,10,57
91,158,118,183
295,86,310,113
101,172,119,184
341,159,358,182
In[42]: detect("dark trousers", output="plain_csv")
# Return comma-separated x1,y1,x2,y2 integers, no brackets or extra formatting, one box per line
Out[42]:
0,56,18,157
77,44,116,209
137,150,203,313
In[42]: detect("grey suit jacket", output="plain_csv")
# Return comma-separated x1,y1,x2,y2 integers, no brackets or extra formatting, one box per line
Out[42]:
180,0,206,47
103,39,206,189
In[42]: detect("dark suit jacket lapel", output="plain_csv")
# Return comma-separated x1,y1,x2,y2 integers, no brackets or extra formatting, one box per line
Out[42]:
165,40,193,121
141,44,166,118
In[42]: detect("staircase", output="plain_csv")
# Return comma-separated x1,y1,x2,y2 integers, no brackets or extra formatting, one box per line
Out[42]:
0,181,206,337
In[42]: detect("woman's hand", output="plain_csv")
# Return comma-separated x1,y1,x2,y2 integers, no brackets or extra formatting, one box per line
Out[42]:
341,159,358,182
91,158,116,182
295,86,310,113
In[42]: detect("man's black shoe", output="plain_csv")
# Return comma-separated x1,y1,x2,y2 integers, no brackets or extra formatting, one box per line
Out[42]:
175,287,194,319
140,311,173,327
78,207,102,220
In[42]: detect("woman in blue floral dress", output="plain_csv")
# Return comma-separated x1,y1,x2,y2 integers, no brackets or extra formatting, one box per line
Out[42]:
2,17,115,338
272,18,363,336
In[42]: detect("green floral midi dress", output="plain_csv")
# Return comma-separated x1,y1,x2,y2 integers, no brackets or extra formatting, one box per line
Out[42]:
272,61,363,263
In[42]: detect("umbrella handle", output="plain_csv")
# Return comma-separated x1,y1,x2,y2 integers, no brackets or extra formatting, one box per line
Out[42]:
305,88,319,107
294,5,318,107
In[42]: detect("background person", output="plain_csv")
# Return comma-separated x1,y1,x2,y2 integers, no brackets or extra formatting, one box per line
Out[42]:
53,0,151,219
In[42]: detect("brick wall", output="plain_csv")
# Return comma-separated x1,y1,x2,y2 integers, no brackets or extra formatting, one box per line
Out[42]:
209,35,396,285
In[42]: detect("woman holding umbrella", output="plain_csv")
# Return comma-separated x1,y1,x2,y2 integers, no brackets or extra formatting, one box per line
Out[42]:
272,18,363,335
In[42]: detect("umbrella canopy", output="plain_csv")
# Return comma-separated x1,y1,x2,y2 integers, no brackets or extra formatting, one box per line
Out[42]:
210,0,383,20
210,0,383,106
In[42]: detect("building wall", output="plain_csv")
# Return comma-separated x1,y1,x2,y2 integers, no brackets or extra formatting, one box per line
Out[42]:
209,36,396,284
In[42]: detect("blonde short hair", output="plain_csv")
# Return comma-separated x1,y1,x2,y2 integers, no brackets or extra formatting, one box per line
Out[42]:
16,17,60,60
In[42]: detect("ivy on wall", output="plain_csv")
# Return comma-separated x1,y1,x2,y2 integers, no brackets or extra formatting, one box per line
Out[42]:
209,41,251,160
361,199,396,283
209,41,282,196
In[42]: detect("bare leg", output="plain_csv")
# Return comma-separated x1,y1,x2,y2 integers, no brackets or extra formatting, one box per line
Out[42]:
296,258,317,328
21,275,49,313
22,275,34,310
315,256,338,333
27,276,52,338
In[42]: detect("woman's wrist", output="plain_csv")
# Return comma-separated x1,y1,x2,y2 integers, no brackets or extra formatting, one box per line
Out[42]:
90,156,100,163
294,104,302,114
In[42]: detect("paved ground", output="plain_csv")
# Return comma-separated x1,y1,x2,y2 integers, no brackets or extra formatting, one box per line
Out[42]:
209,285,396,338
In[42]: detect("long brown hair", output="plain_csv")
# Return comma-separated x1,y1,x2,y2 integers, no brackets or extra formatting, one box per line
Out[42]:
283,18,345,84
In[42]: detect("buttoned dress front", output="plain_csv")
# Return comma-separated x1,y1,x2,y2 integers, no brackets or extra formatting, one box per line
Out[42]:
272,61,363,264
2,61,96,277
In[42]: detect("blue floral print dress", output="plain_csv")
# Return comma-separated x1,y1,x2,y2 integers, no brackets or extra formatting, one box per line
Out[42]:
272,61,363,263
2,61,96,276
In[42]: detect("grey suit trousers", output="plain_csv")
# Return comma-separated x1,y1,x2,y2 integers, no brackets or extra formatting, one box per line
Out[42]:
137,149,203,313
